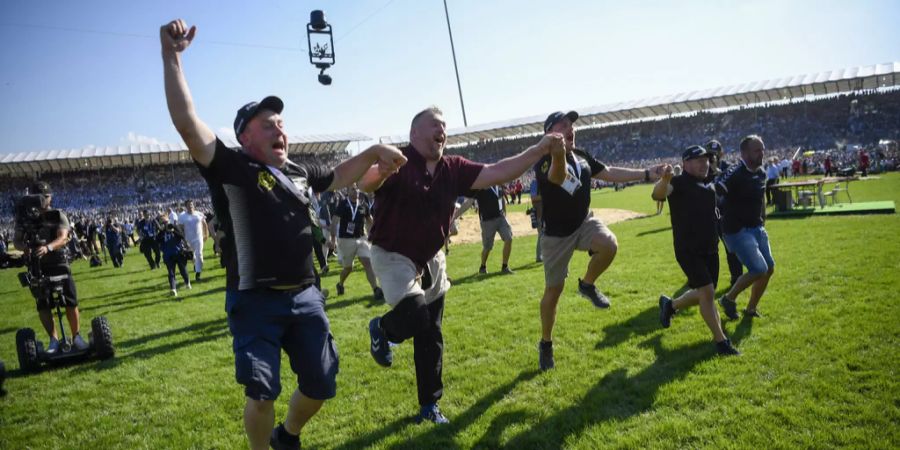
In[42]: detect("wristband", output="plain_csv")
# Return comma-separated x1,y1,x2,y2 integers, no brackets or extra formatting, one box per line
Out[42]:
644,169,650,182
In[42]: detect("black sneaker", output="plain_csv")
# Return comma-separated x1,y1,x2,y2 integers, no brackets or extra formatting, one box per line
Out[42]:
336,282,345,296
478,266,487,275
269,423,300,450
743,309,762,318
715,339,741,356
501,265,514,275
718,295,739,320
658,295,675,328
373,287,384,301
322,264,330,275
416,403,450,424
538,340,554,371
578,279,610,308
368,317,393,367
195,272,201,281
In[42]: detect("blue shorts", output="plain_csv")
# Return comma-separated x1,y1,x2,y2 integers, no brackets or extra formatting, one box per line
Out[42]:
723,226,775,276
225,286,338,401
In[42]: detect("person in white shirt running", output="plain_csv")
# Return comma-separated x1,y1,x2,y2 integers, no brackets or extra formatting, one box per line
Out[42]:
178,199,209,281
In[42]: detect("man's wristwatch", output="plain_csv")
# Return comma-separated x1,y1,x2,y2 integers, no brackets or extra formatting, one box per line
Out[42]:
46,244,53,252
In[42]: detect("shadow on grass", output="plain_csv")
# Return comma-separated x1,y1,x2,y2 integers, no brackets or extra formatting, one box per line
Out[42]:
594,306,659,351
636,226,671,237
334,369,540,450
69,317,229,374
326,294,384,312
449,262,537,287
499,334,744,449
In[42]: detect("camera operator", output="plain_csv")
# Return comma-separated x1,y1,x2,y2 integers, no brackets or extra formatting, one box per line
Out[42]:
12,181,88,353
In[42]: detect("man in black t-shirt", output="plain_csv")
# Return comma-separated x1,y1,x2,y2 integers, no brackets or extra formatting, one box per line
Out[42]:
13,181,87,354
137,209,162,269
533,111,666,371
161,19,407,450
330,186,382,300
466,185,514,274
716,135,775,320
653,146,740,356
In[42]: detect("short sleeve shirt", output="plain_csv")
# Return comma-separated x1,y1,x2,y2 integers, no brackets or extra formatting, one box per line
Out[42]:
667,173,718,254
197,138,334,290
470,187,505,221
716,159,766,234
369,145,484,268
334,197,371,239
534,149,606,237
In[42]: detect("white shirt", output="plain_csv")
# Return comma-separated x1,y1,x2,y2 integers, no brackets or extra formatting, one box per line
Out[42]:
178,211,205,242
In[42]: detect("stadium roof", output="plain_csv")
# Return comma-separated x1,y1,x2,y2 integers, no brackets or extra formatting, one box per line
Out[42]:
0,132,371,177
380,61,900,147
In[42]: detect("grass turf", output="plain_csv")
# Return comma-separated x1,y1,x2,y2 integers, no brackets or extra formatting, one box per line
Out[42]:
1,173,898,449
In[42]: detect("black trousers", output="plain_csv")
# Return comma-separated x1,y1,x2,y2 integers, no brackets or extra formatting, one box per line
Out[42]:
140,238,161,268
164,257,190,290
109,244,124,267
765,178,778,205
380,294,445,406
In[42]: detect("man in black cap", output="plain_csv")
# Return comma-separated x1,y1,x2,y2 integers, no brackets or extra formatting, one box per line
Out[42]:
652,146,740,356
534,110,667,370
704,140,743,287
137,209,162,269
13,181,88,354
161,18,407,450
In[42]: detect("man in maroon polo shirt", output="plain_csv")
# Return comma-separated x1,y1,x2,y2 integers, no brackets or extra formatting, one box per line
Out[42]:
359,106,565,424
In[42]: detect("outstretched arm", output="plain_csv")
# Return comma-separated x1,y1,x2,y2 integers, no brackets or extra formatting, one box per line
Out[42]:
597,164,666,184
471,133,565,190
161,19,216,167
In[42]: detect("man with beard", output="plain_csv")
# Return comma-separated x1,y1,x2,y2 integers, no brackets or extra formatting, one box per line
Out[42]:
716,135,775,320
534,110,666,371
361,106,565,423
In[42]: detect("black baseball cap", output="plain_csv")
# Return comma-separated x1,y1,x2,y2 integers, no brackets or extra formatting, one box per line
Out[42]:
682,145,710,161
233,96,284,143
543,111,579,133
703,139,724,154
30,181,51,195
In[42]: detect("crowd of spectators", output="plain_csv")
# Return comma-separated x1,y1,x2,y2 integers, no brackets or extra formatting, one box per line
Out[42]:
2,89,898,250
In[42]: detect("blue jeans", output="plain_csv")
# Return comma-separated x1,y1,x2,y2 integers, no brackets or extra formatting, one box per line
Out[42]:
225,286,338,401
723,226,775,276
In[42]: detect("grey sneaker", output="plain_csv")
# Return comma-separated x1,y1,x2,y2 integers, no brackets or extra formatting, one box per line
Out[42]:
659,295,675,328
478,266,487,275
538,340,554,371
719,295,739,320
46,338,60,354
500,265,514,275
578,279,610,308
73,334,89,351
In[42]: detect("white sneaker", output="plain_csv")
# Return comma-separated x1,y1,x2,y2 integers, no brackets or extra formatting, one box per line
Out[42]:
47,338,60,354
171,289,178,297
186,282,192,290
73,334,89,351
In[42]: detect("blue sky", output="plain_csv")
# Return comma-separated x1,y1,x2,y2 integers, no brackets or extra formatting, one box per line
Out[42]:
1,0,898,154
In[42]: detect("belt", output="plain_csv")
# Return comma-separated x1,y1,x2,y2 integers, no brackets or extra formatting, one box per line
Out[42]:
262,283,314,295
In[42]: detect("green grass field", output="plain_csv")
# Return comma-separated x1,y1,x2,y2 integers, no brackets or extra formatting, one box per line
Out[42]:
2,174,898,449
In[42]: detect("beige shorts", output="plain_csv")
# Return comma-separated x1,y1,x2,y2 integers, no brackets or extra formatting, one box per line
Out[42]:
541,212,614,287
337,237,371,267
480,216,513,250
370,245,449,307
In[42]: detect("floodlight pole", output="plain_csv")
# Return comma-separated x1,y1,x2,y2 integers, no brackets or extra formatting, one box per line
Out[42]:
443,0,468,127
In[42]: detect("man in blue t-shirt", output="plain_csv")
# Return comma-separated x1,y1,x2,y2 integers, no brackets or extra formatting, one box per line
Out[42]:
715,135,775,320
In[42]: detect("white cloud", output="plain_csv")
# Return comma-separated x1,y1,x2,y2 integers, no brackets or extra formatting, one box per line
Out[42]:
120,132,172,146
